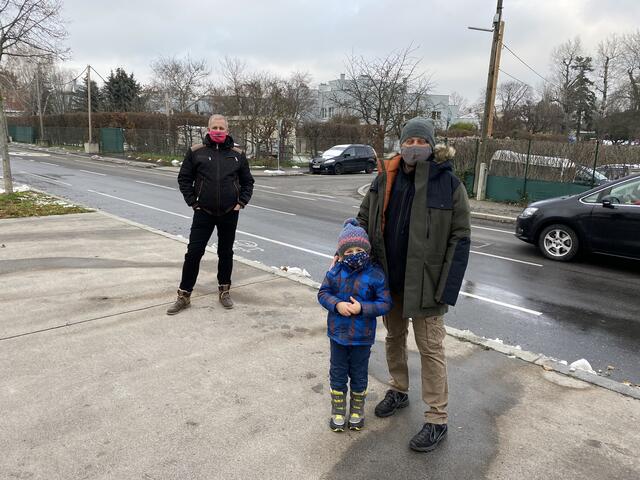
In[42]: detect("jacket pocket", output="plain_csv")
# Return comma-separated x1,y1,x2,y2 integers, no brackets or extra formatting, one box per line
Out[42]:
421,260,443,309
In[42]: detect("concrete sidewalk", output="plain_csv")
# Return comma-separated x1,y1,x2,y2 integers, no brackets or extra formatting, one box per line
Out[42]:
1,212,638,479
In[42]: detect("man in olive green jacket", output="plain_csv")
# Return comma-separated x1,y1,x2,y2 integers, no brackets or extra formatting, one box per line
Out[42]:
357,117,471,452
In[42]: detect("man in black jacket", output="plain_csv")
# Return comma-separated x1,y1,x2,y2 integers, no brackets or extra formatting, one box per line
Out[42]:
167,114,254,314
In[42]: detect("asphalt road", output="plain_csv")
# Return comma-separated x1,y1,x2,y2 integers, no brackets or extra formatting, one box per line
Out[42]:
7,147,640,384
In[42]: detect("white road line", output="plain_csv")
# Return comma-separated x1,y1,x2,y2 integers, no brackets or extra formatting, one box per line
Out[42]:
460,291,543,316
87,190,191,218
135,180,176,191
253,189,318,201
246,204,296,216
40,161,58,167
19,171,72,187
85,190,329,258
292,191,336,199
255,184,276,189
80,169,107,176
236,230,333,259
472,225,515,235
470,250,543,267
254,187,345,204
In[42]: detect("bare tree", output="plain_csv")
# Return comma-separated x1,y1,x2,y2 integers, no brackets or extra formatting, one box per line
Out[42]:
550,37,583,132
495,81,533,135
595,34,621,116
449,91,469,114
328,45,433,155
620,30,640,111
150,55,210,112
0,0,68,194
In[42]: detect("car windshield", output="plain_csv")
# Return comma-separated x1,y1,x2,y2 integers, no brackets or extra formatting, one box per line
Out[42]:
322,146,347,158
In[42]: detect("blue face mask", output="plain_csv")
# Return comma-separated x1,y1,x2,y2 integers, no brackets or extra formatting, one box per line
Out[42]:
342,251,370,272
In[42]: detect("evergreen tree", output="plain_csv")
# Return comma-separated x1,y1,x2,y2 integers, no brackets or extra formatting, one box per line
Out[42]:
101,67,142,112
71,72,101,112
569,56,597,139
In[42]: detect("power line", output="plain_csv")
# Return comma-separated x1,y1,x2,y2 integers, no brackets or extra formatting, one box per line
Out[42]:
502,43,558,87
499,68,532,87
89,65,108,84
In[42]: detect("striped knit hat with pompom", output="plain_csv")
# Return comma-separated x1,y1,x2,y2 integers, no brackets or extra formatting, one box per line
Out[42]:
337,218,371,256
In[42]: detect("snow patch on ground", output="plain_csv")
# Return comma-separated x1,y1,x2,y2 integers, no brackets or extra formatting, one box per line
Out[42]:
263,170,286,175
273,266,312,278
569,358,597,374
0,183,30,194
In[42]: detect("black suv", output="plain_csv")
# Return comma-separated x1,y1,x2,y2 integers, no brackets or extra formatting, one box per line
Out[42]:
309,144,377,174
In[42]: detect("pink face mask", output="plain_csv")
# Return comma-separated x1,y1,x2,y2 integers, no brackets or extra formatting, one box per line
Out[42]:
208,130,227,143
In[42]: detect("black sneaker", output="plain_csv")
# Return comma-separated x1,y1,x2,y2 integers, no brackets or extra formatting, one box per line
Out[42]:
374,389,409,418
409,423,448,452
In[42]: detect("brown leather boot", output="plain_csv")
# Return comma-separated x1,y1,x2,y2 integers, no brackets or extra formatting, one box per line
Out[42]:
167,289,191,315
218,284,234,309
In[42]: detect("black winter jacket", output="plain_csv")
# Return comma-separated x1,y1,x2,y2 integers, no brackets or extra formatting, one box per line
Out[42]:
177,134,254,215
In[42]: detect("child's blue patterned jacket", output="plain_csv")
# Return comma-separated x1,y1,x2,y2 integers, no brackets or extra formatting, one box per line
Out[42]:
318,260,392,346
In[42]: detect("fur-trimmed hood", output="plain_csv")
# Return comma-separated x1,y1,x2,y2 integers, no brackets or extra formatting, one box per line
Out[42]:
433,143,456,163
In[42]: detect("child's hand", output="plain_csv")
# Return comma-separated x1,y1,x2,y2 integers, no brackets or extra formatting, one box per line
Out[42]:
336,302,352,316
347,296,362,315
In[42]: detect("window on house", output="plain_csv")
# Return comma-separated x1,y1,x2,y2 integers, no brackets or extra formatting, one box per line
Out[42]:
328,107,335,117
431,111,442,120
321,108,327,119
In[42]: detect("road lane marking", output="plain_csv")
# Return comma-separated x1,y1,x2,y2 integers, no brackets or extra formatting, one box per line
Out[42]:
87,190,329,258
470,250,543,267
292,191,335,199
235,231,333,259
135,180,176,191
459,291,543,316
80,169,107,176
19,171,72,187
246,204,296,216
472,225,515,234
40,161,58,167
253,188,318,201
255,184,276,189
254,187,343,203
87,190,191,218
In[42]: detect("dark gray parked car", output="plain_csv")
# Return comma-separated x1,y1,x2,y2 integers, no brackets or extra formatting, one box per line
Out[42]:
309,144,377,174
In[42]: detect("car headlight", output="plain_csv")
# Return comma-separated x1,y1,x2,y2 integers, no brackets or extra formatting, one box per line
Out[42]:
324,159,335,164
520,207,539,218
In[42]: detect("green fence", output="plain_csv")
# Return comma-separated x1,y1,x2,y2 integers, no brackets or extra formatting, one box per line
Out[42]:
100,128,125,153
8,125,36,143
486,175,592,203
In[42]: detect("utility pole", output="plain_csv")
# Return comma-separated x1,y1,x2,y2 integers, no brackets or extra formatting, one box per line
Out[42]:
87,64,93,144
472,0,505,195
35,64,45,145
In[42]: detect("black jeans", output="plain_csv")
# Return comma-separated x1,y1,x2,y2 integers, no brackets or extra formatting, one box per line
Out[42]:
329,339,372,393
179,209,239,291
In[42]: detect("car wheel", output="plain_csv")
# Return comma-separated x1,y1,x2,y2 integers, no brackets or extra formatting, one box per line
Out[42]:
364,162,374,174
333,163,344,175
538,224,580,261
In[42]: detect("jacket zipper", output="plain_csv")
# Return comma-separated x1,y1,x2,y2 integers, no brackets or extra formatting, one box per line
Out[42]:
427,209,431,239
196,176,204,202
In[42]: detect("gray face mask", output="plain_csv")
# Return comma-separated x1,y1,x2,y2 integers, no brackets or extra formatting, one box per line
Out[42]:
401,145,432,166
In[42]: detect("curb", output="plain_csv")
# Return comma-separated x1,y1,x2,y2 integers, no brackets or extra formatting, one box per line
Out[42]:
17,144,165,169
92,209,640,401
446,327,640,400
469,211,517,224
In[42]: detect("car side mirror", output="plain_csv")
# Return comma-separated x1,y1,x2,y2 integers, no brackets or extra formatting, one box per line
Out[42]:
602,195,620,209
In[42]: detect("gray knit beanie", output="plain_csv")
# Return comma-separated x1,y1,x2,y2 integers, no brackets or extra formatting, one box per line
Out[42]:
400,117,435,147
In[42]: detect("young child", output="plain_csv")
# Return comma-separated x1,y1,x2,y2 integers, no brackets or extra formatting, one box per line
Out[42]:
318,218,392,432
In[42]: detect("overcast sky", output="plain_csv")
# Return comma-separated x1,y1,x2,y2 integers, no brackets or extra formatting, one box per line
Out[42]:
61,0,640,103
